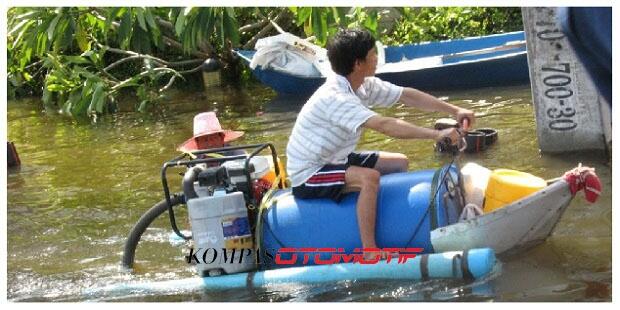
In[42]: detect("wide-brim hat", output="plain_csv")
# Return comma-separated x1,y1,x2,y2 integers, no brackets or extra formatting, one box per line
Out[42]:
177,112,244,152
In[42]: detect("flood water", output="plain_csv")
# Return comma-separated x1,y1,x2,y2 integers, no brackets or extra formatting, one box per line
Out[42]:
6,83,611,301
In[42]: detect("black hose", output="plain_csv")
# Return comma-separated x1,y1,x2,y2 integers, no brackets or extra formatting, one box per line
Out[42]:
121,193,186,269
183,166,202,200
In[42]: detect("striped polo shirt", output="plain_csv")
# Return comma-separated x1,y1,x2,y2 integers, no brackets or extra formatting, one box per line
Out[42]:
286,74,403,187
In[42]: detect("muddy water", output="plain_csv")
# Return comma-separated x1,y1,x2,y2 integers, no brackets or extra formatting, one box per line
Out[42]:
6,83,611,301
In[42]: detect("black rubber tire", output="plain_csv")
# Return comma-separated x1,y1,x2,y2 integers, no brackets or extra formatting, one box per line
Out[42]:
121,193,185,269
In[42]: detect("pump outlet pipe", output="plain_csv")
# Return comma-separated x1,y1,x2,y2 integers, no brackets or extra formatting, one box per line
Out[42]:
121,193,186,269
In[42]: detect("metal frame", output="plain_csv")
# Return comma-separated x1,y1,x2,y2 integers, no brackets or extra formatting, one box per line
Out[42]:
160,143,281,240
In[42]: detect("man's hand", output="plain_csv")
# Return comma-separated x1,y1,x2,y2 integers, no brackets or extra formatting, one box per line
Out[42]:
435,128,462,145
454,108,475,131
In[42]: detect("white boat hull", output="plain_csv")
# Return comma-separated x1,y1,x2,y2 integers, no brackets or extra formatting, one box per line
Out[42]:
431,180,573,255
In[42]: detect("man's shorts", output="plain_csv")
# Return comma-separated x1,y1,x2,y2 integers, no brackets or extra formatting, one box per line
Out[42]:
292,151,379,202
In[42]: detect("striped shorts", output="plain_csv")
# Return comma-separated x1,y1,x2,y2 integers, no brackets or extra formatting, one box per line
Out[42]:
292,151,379,202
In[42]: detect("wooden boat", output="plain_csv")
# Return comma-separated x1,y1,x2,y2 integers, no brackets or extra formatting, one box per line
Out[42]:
236,31,529,95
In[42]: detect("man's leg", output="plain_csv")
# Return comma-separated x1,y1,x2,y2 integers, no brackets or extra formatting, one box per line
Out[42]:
373,151,409,175
344,166,381,253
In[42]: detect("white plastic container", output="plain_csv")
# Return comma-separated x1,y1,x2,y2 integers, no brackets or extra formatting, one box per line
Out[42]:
249,156,270,179
222,156,270,184
187,191,256,276
460,162,492,208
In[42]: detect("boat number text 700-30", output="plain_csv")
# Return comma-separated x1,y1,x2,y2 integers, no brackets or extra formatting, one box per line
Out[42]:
534,8,577,132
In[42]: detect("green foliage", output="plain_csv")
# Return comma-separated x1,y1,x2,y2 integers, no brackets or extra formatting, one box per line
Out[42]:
172,7,239,54
40,52,109,117
381,7,523,45
289,7,379,46
7,7,525,121
7,7,210,120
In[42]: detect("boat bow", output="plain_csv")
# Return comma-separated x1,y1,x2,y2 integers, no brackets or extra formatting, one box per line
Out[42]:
430,180,573,254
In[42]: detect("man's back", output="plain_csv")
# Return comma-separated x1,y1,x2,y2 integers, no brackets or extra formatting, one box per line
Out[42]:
286,75,402,187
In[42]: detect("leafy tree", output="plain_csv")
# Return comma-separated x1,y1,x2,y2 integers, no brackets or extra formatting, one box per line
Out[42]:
8,7,523,120
381,7,523,45
8,7,250,119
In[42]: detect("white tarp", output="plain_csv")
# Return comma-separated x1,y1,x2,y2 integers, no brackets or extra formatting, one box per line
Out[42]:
250,33,331,78
250,32,389,78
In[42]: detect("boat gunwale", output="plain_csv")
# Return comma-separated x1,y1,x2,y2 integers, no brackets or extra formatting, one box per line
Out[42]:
235,50,526,79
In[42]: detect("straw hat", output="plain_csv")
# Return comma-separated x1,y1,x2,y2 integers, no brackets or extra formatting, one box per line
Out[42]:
177,112,244,152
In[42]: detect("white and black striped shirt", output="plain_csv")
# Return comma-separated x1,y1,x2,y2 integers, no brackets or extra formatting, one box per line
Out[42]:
286,74,403,187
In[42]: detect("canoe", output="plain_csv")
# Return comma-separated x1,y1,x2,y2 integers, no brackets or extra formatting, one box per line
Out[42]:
430,179,572,254
236,31,529,95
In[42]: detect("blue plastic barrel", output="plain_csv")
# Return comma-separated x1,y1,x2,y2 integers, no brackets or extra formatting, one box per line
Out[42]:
261,165,461,268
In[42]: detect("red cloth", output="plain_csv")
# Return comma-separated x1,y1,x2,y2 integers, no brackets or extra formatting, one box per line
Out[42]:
253,178,273,203
563,165,602,203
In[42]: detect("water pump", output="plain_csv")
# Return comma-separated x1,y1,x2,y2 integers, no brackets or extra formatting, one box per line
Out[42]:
184,165,255,277
159,143,283,277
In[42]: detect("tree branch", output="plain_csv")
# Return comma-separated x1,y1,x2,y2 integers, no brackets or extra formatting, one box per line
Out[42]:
110,67,180,92
162,37,210,59
103,55,145,72
159,75,178,93
242,10,291,50
239,19,268,33
24,59,43,69
166,59,205,67
102,45,204,74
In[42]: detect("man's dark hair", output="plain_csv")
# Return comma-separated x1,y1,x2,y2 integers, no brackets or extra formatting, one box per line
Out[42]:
327,28,376,76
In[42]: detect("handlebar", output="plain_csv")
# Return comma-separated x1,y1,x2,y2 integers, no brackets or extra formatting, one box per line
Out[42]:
461,117,470,131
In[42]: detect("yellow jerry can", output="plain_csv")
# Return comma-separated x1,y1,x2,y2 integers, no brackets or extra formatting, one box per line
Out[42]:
484,169,547,213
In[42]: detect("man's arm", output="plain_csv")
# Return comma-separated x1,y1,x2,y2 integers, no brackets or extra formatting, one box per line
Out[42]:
399,88,475,129
364,115,460,143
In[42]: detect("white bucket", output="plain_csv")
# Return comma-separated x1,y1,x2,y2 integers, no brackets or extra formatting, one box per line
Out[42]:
460,162,492,208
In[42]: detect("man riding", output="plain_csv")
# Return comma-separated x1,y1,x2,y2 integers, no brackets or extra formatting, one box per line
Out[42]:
286,28,475,259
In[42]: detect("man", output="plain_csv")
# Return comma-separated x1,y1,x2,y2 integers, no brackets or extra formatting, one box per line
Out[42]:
178,111,245,160
286,29,475,258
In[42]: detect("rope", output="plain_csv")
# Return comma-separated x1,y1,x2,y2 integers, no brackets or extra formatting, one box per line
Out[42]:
404,159,456,247
254,175,290,257
563,163,602,203
182,151,225,160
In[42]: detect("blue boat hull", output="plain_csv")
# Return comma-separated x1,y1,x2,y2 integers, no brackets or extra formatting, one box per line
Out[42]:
236,31,529,95
376,53,528,91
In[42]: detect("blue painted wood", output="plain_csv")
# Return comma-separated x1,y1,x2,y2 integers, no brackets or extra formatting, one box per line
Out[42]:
376,53,529,91
236,31,529,95
382,31,526,62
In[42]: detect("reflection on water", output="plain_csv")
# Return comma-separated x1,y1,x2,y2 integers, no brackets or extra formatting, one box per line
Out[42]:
7,84,611,301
